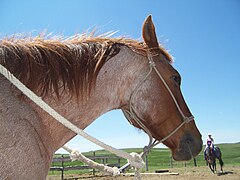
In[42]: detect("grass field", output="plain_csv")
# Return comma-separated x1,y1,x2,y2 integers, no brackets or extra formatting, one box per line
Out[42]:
49,142,240,176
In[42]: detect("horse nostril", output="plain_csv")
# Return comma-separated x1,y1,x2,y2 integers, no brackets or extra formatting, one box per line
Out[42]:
185,140,193,154
173,133,202,161
185,139,193,147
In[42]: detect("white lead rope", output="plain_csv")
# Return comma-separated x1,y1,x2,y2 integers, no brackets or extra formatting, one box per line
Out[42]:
0,64,144,171
62,145,121,176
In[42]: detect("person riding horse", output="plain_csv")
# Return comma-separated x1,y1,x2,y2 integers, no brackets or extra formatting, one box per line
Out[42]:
204,133,215,160
204,133,224,172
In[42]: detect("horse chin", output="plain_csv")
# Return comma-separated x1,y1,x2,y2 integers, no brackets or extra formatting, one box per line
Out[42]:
172,133,203,161
172,149,193,161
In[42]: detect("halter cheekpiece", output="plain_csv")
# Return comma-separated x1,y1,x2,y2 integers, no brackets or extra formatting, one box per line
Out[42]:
122,51,194,170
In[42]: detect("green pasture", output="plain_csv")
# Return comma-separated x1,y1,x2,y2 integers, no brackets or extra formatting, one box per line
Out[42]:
49,142,240,175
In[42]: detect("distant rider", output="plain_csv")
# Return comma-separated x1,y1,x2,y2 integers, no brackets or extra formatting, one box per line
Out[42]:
204,133,215,160
207,133,214,149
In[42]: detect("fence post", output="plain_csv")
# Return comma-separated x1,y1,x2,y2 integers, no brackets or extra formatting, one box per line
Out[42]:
93,151,96,176
193,157,197,167
118,158,121,168
61,155,64,180
169,156,173,168
145,155,148,171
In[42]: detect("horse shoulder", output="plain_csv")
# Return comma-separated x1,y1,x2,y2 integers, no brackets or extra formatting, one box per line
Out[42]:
0,78,52,179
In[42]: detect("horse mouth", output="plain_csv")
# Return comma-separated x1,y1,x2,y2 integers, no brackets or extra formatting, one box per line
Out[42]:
172,133,203,161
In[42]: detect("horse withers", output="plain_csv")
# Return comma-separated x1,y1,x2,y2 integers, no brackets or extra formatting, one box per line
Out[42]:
205,146,224,173
0,15,202,179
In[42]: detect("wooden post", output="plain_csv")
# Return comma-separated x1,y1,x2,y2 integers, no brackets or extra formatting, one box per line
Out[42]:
169,156,173,168
52,161,55,175
193,157,197,167
145,155,149,171
118,158,121,168
93,151,96,176
61,155,64,180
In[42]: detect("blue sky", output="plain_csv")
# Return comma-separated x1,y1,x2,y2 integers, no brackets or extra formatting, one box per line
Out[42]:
1,0,239,153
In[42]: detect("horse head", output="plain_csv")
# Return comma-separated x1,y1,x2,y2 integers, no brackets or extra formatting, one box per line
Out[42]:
123,15,202,161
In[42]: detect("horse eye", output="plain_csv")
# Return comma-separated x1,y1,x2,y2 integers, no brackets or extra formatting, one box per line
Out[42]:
172,75,181,85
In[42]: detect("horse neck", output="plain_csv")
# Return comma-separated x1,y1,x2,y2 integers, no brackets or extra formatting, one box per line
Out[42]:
31,46,148,152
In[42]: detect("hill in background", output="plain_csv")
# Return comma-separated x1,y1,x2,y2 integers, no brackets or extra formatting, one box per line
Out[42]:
53,142,240,171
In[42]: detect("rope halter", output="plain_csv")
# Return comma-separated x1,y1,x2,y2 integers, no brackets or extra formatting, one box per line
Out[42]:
123,51,194,160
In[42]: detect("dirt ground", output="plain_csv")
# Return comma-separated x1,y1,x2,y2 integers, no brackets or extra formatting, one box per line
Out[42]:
47,166,240,180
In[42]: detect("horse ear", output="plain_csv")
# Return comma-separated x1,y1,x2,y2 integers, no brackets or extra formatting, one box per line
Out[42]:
142,15,159,50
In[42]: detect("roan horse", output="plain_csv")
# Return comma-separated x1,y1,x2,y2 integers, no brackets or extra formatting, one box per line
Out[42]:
0,15,202,179
205,146,224,173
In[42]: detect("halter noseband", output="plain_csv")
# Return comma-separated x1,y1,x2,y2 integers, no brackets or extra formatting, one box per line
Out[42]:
123,51,194,157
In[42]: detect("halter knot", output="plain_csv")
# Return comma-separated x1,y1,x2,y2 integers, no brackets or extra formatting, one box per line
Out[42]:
148,60,156,67
143,145,152,154
184,116,194,123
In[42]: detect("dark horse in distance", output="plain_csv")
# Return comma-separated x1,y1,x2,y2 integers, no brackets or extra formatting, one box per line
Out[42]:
205,146,224,173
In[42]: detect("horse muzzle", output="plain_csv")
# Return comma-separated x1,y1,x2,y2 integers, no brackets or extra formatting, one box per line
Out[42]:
172,133,203,161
